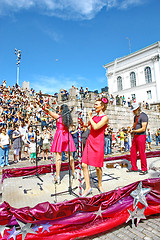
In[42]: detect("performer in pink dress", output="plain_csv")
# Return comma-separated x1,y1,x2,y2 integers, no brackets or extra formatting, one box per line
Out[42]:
38,103,76,184
81,97,109,197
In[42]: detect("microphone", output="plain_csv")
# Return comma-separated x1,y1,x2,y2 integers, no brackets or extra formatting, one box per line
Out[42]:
75,109,82,114
70,106,74,112
92,108,95,112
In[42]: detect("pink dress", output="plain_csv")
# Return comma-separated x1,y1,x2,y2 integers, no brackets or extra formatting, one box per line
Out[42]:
51,116,76,153
82,115,108,167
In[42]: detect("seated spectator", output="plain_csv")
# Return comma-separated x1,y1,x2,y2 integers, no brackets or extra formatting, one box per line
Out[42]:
79,87,84,100
75,87,79,99
84,87,89,99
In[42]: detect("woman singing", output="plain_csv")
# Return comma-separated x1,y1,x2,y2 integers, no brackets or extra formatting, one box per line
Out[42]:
38,103,76,184
81,97,109,197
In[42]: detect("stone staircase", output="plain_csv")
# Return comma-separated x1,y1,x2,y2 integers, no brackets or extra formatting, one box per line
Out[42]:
57,99,160,133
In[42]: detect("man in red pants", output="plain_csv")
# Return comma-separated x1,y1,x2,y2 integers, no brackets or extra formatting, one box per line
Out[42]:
127,103,148,175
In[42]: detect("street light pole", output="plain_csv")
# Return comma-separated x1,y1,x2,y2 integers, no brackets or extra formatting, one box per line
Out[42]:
15,48,21,86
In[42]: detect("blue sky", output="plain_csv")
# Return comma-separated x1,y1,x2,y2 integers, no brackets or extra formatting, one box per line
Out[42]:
0,0,160,94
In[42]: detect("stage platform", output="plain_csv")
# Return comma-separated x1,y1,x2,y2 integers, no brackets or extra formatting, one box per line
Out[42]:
1,156,160,208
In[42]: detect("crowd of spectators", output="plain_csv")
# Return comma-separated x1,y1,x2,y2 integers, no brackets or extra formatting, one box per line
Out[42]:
0,82,54,166
59,86,151,110
104,126,160,156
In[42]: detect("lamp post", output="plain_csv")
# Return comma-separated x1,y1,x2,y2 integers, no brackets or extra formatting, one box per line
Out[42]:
15,48,21,85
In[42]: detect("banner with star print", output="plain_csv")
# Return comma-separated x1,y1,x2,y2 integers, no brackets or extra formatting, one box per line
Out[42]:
0,178,160,239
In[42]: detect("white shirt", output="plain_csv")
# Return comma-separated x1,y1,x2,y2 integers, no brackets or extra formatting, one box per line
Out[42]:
0,133,9,146
30,142,36,153
42,133,50,144
19,125,28,141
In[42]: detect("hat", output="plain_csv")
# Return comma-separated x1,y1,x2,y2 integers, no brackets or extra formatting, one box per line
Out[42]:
43,127,47,130
131,103,140,111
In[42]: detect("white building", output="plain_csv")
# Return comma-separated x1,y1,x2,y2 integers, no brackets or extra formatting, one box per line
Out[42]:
104,41,160,104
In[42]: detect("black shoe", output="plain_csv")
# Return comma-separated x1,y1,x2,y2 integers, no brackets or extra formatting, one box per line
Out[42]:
126,169,138,172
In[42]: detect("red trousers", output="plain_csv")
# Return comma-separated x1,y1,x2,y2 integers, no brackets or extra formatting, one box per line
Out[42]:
130,135,147,171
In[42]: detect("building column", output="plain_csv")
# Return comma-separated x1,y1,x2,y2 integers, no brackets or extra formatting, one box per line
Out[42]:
153,55,160,102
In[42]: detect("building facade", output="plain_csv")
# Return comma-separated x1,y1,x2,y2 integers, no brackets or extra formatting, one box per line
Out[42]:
104,41,160,104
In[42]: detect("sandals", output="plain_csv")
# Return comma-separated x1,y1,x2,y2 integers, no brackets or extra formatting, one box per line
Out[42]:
72,172,77,179
126,169,148,175
139,171,148,175
82,188,92,197
54,176,61,184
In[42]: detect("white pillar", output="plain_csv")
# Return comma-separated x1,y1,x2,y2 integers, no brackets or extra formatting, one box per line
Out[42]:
153,56,160,102
17,64,19,85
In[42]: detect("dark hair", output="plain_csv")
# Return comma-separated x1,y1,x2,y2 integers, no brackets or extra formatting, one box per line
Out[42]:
28,125,33,131
0,127,6,133
60,104,73,128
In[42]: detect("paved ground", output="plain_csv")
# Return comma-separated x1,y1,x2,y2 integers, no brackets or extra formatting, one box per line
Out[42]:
0,144,160,239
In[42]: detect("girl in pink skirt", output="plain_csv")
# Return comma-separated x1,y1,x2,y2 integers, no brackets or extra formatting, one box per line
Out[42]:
39,103,76,184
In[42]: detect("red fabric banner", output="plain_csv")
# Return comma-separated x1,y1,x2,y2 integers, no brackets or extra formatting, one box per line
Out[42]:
0,178,160,239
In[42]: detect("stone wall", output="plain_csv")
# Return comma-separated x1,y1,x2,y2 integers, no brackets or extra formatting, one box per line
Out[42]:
57,99,160,133
105,105,160,132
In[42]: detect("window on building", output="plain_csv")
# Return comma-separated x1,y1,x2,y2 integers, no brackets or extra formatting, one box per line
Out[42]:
145,67,152,83
130,72,136,88
147,90,152,99
117,76,123,91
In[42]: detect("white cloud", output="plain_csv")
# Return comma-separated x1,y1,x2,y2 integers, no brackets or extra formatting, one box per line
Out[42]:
42,28,62,42
0,0,147,19
31,75,78,94
119,0,144,9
